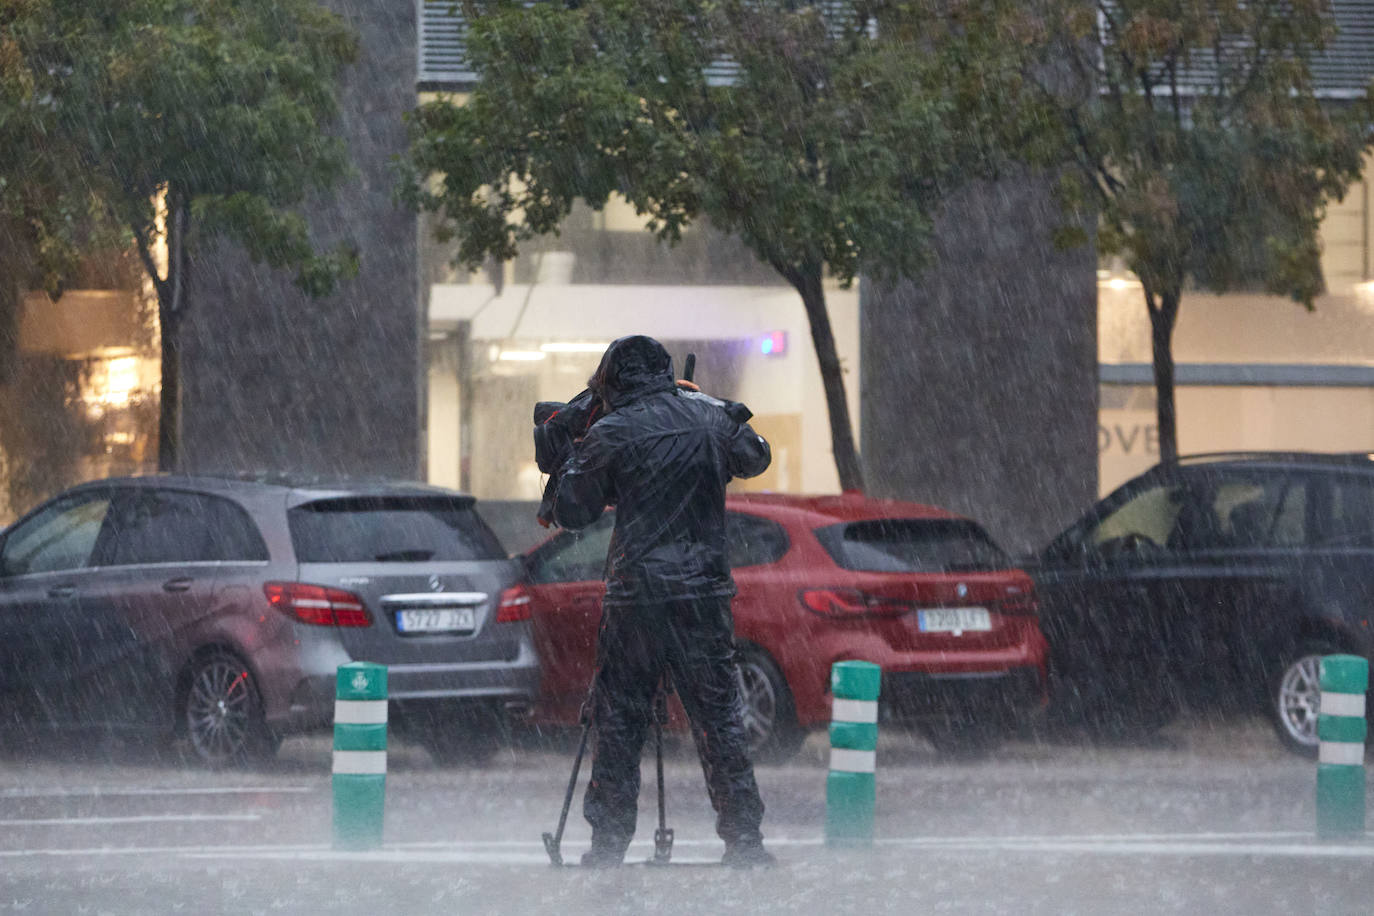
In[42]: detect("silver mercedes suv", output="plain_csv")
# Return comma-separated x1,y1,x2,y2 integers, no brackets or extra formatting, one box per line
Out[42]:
0,475,539,765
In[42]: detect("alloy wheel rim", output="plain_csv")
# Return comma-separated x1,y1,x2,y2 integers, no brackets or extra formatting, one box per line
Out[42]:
1277,654,1322,746
187,657,253,762
736,659,778,753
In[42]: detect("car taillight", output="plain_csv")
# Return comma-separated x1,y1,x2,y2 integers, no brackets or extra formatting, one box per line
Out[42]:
994,592,1039,616
496,585,533,623
264,582,372,628
801,588,912,617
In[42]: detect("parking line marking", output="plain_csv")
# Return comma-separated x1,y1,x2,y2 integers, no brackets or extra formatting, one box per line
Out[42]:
186,838,1374,864
3,831,1368,862
0,814,264,827
0,786,316,799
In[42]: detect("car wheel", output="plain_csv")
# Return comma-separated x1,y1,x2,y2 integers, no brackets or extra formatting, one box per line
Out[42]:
1270,641,1341,757
182,651,277,767
734,646,804,763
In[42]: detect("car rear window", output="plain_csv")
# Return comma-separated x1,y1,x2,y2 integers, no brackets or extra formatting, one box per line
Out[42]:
815,518,1010,573
289,496,506,563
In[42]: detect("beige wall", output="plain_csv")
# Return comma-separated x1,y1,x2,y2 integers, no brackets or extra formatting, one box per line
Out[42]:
1099,385,1374,495
1098,286,1374,366
19,290,147,358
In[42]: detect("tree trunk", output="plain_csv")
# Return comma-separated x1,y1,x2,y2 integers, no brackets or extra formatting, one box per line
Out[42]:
793,266,864,492
1146,287,1181,463
157,306,180,471
0,279,18,387
152,192,189,472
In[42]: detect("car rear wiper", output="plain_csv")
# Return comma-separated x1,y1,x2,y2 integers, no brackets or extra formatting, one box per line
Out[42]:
374,549,436,562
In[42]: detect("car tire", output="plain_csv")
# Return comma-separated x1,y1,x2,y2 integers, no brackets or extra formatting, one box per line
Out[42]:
1270,639,1343,757
181,650,277,767
734,646,804,764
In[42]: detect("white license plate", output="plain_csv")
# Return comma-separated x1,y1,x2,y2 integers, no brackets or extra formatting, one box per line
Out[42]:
917,607,991,634
396,607,476,634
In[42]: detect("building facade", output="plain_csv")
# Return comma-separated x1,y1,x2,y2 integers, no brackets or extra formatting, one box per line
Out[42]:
1,0,1370,562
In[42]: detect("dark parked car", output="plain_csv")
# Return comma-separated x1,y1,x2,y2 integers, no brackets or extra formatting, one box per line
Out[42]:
1032,452,1374,753
0,475,538,765
514,492,1048,759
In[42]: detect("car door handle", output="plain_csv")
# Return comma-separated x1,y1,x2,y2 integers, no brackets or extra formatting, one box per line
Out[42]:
46,585,76,598
162,577,194,593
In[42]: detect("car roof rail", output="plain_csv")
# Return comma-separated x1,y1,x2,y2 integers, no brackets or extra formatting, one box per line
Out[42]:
1172,451,1372,466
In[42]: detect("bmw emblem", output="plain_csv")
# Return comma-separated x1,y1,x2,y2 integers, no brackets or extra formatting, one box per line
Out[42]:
956,583,968,598
428,574,445,593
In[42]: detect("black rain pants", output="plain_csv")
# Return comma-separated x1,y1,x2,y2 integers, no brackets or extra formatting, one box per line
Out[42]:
583,596,765,851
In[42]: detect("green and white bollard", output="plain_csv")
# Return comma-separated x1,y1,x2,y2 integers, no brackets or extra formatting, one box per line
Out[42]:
333,661,388,850
826,660,881,847
1316,654,1367,840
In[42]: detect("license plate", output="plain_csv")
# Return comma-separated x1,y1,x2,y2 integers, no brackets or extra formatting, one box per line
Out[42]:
396,607,476,634
917,607,991,634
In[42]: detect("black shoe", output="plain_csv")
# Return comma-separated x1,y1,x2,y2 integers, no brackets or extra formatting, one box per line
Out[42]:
580,846,626,868
721,842,776,869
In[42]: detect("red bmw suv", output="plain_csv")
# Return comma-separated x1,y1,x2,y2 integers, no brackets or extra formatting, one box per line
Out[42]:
504,492,1048,759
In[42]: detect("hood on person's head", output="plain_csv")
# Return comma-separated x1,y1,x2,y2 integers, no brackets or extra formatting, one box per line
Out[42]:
589,335,677,408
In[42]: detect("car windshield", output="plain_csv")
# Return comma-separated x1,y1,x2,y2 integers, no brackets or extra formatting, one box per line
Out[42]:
288,496,506,563
815,518,1010,573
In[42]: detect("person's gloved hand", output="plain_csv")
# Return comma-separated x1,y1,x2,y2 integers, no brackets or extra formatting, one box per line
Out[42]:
674,382,753,423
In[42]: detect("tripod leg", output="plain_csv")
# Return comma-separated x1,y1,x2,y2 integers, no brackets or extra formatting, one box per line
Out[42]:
652,680,673,864
543,700,594,866
542,719,590,866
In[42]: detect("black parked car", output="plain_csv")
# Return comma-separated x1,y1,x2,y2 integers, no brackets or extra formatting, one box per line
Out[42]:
0,475,538,765
1032,452,1374,754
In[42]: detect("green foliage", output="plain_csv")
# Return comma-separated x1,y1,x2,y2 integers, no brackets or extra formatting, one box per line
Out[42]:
401,0,1049,288
1036,0,1374,307
0,0,360,303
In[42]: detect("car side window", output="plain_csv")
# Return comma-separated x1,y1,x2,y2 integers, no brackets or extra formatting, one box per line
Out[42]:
1325,477,1374,548
0,492,113,576
1086,482,1186,554
1209,477,1307,549
198,495,270,561
528,516,615,584
104,489,265,566
725,513,789,568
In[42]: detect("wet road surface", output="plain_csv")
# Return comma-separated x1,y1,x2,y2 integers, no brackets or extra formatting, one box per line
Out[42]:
1,717,1370,914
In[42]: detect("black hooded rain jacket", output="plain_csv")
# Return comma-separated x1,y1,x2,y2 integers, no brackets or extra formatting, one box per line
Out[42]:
552,336,771,606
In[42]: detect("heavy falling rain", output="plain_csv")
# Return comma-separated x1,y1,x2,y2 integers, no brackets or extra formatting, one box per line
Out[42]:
0,0,1372,912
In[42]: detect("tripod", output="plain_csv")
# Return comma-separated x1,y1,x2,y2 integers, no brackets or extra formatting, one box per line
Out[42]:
541,675,675,866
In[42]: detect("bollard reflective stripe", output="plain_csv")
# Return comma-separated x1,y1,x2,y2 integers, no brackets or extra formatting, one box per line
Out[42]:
333,750,388,775
1316,654,1368,840
829,748,877,773
1319,742,1365,766
831,699,878,724
333,662,388,850
335,699,389,724
826,660,881,848
1320,692,1366,718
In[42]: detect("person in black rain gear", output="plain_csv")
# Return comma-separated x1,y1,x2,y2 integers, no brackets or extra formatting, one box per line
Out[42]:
552,335,775,868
